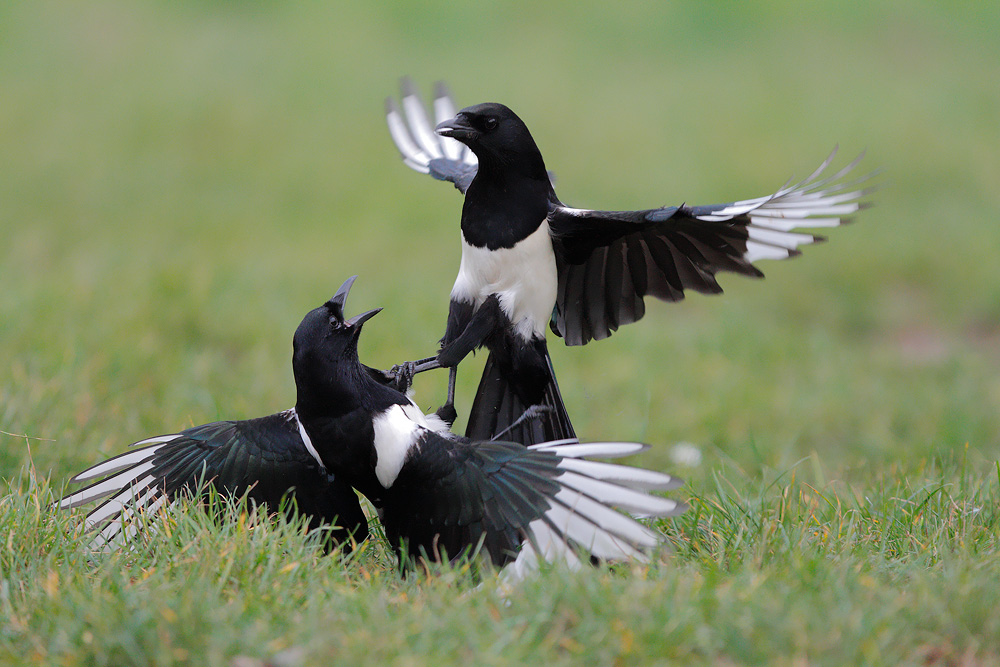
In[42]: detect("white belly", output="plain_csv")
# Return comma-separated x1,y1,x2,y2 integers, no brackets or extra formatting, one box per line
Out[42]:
451,221,557,340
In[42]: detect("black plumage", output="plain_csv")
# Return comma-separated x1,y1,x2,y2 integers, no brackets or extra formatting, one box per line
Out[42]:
386,79,875,441
275,277,687,574
59,277,397,552
62,277,687,577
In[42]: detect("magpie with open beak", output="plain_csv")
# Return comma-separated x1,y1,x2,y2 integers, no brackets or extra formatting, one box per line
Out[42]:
386,79,875,445
58,277,393,552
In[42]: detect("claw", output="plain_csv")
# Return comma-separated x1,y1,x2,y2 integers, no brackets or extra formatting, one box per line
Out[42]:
492,405,555,441
383,356,442,394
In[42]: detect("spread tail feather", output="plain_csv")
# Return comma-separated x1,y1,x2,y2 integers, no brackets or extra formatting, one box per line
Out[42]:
465,349,576,445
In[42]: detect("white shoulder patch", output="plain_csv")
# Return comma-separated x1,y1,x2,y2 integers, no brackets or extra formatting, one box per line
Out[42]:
399,400,454,436
371,404,426,488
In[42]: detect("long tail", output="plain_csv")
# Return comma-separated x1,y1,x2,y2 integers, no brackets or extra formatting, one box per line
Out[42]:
465,345,576,446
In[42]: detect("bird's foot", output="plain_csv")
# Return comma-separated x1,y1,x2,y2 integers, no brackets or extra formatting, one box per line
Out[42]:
384,356,442,393
385,361,417,393
435,403,458,427
492,405,555,440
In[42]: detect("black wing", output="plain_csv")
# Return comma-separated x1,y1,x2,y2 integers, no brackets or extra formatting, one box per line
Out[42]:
379,436,686,577
59,410,367,551
547,149,877,345
386,78,479,194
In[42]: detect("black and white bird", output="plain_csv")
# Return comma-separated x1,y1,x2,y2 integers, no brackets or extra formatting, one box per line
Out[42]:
386,79,875,445
58,278,398,552
62,277,687,575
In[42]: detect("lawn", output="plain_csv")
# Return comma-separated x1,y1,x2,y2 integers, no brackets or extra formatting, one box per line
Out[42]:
2,1,999,665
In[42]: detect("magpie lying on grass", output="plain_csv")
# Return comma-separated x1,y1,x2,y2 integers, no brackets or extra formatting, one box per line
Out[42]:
57,278,388,552
386,79,876,445
61,277,687,575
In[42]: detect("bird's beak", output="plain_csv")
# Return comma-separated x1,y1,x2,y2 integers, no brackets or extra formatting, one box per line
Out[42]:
346,307,382,328
436,114,475,141
328,275,358,313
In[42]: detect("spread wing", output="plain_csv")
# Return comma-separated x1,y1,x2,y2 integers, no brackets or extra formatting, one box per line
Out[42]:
59,411,367,551
379,436,686,577
385,77,479,194
547,149,877,345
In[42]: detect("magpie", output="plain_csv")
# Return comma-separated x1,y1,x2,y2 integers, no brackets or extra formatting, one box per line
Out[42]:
61,277,688,575
285,276,686,574
58,277,403,552
386,79,875,445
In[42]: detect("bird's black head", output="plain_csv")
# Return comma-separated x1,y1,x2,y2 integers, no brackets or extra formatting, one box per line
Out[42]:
436,102,547,178
292,276,381,408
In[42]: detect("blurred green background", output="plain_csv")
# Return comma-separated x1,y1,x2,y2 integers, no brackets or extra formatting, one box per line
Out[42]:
1,0,999,482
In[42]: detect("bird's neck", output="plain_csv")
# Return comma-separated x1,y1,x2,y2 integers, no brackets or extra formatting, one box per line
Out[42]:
293,357,371,422
475,144,549,185
462,157,553,250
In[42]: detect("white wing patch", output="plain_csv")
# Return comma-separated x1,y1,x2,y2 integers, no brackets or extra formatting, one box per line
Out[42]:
371,404,427,489
386,79,477,175
696,148,873,263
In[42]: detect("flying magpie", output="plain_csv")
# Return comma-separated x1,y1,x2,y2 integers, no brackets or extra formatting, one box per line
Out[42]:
61,277,687,575
386,79,875,445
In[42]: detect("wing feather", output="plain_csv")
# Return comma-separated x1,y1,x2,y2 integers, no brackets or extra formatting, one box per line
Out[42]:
379,436,685,578
59,412,366,551
550,149,875,344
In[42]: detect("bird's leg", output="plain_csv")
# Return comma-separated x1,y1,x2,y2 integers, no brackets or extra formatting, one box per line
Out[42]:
491,405,555,441
434,367,459,426
434,295,503,426
437,295,501,368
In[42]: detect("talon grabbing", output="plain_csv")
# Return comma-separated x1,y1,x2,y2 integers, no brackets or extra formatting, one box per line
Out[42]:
387,361,417,393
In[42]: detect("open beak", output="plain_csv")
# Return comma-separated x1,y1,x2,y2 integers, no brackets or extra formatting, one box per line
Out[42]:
346,307,382,328
326,276,382,328
327,275,358,314
435,114,475,141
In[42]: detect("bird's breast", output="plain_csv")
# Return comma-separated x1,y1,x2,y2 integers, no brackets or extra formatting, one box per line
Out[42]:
451,221,557,340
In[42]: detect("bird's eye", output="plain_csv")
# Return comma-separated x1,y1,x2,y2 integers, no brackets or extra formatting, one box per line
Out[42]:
483,117,498,131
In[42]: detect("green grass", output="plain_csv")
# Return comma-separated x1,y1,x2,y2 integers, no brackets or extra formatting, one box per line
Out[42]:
2,1,1000,664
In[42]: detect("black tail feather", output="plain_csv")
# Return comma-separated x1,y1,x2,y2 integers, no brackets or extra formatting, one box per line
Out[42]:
465,348,576,446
